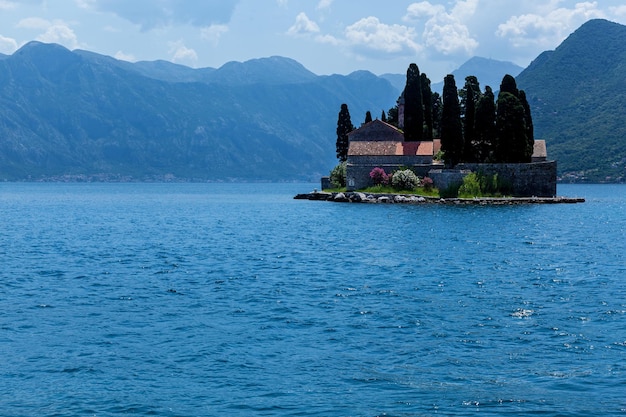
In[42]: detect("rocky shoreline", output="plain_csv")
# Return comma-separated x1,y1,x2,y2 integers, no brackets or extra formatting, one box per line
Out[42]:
294,191,585,205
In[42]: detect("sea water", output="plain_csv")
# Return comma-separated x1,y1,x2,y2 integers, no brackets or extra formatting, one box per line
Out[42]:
0,183,624,416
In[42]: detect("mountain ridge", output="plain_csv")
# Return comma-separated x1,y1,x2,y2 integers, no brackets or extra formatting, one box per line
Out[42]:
1,19,625,182
516,18,626,181
0,42,397,181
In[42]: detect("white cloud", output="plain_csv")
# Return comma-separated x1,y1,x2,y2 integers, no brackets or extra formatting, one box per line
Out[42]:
317,0,333,10
75,0,96,9
0,0,17,10
0,35,18,54
201,24,229,46
610,5,626,17
17,17,51,30
404,1,445,20
404,1,478,56
168,40,198,65
344,17,421,57
315,34,340,46
17,18,82,50
287,12,320,36
114,50,136,62
496,2,606,48
87,0,239,30
38,24,81,49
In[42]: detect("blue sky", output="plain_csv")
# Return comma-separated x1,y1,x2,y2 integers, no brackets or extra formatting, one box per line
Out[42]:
1,1,625,80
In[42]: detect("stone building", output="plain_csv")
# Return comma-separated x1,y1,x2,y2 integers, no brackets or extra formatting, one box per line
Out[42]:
344,118,556,197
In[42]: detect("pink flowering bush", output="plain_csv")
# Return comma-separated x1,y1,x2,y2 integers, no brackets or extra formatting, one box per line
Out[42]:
422,176,434,191
369,167,390,185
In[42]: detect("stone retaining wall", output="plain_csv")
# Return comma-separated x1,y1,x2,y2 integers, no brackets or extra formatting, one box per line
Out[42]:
346,156,440,190
453,161,557,197
344,160,557,197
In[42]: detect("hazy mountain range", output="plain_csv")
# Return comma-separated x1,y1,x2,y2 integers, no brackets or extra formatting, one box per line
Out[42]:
0,18,624,182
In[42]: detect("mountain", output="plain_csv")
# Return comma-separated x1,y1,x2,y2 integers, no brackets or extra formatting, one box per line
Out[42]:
516,19,626,182
0,42,398,181
431,57,523,94
381,57,523,96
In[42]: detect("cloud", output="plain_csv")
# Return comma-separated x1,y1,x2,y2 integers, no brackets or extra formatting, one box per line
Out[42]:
87,0,239,30
496,2,605,49
0,0,17,10
317,0,333,10
344,17,421,57
114,50,136,62
168,40,198,65
287,12,320,36
404,1,478,56
16,17,51,30
611,5,626,17
17,18,82,50
0,35,18,54
201,24,229,46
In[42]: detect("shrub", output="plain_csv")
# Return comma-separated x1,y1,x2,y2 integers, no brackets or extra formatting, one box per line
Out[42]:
330,161,347,188
439,182,461,198
369,167,390,185
458,172,482,197
422,176,434,191
392,169,419,191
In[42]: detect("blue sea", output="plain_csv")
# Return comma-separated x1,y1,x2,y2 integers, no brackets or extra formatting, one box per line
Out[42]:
0,183,624,416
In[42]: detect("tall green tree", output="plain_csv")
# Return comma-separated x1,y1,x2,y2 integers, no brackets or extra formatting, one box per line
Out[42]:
336,103,354,162
381,110,387,123
421,73,433,140
403,63,423,141
518,90,535,160
460,76,481,162
499,74,519,96
440,74,463,167
431,92,442,138
364,110,372,124
495,74,532,163
474,86,496,162
495,92,527,162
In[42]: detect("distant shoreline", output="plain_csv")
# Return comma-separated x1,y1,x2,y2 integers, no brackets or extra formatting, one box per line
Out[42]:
294,191,585,204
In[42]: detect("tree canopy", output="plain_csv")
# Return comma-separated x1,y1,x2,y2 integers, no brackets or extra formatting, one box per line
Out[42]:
336,103,354,162
403,63,423,141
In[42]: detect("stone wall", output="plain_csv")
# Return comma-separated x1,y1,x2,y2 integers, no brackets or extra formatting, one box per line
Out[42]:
344,159,556,196
346,155,438,190
431,161,557,197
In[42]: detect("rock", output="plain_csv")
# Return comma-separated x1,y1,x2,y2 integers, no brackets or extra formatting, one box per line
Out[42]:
377,196,390,203
334,192,349,202
350,192,368,202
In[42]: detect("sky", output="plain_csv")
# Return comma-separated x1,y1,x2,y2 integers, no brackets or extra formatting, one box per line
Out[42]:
1,1,625,81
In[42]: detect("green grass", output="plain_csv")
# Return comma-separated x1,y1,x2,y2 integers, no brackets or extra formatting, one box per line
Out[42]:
359,185,439,197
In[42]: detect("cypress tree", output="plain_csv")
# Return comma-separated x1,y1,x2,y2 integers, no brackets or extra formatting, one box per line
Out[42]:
364,111,372,124
431,92,442,138
518,90,534,161
403,63,423,141
495,92,527,162
381,110,387,123
421,73,433,140
499,74,519,96
440,74,463,167
495,74,530,163
461,76,480,162
474,86,496,162
336,103,354,162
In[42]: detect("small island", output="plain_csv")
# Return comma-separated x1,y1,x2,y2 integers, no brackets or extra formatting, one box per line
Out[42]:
297,64,584,204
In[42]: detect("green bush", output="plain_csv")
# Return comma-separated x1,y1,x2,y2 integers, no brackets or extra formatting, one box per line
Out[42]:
458,172,483,197
456,172,513,197
439,182,462,198
392,169,419,191
330,161,347,188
